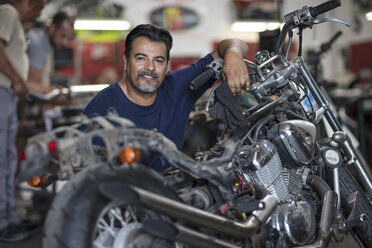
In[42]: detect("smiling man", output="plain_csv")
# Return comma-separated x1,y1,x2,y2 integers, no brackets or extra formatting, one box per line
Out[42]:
121,35,168,105
83,24,249,172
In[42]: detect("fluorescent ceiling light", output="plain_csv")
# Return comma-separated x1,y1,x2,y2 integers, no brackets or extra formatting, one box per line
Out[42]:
74,20,131,31
70,84,109,93
231,21,282,32
366,11,372,21
266,22,282,30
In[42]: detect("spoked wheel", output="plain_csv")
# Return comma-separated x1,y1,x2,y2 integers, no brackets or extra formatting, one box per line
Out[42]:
42,163,182,248
92,202,177,248
326,163,372,247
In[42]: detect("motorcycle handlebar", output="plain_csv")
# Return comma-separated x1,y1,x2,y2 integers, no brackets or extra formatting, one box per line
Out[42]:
189,68,216,90
191,0,344,92
277,0,342,66
190,58,224,91
309,0,341,18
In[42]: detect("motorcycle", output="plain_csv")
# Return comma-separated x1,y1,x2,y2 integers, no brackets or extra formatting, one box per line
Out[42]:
17,0,372,247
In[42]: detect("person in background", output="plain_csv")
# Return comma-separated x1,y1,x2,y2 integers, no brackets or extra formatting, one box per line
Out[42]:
0,0,46,242
84,24,249,172
27,11,74,93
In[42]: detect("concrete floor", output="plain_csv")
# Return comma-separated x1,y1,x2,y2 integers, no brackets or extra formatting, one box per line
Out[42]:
0,184,49,248
0,233,42,248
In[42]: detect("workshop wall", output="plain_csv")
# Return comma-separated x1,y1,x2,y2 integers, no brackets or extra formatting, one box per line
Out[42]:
40,0,372,84
113,0,372,83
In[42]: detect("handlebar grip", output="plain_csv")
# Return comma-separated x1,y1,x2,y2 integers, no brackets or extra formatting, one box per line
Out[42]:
310,0,341,18
189,68,216,90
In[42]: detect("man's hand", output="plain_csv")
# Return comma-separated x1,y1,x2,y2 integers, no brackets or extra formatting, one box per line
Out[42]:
12,79,29,98
212,39,249,95
222,48,249,95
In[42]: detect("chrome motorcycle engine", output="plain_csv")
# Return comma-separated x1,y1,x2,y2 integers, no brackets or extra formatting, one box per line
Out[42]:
271,201,317,246
237,122,318,246
238,139,304,202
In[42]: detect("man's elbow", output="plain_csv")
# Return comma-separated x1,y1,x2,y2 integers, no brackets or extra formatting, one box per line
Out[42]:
217,39,248,58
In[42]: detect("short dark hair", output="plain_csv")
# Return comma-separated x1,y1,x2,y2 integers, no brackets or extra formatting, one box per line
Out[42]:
124,24,173,61
13,0,45,5
51,11,74,28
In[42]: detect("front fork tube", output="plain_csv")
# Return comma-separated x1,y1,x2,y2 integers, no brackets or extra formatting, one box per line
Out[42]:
295,57,372,200
333,167,341,210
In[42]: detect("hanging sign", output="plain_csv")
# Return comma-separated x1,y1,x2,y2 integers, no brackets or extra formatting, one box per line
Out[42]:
150,6,199,31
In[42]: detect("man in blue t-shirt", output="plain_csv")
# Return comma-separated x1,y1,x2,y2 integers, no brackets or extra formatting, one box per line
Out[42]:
27,11,74,93
84,24,249,172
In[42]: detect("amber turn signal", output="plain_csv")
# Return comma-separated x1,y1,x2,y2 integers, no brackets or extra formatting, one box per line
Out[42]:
119,147,141,163
27,176,48,187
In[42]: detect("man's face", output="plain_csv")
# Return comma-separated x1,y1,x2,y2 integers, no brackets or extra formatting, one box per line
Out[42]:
124,36,168,94
23,0,46,21
50,20,74,49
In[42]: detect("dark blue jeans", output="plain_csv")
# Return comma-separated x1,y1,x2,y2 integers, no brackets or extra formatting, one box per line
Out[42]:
0,87,20,230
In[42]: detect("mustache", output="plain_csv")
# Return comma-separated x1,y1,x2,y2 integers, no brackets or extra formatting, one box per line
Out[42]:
136,70,159,80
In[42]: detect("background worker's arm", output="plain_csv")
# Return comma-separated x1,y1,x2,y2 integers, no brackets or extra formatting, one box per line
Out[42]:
0,39,28,97
27,56,52,93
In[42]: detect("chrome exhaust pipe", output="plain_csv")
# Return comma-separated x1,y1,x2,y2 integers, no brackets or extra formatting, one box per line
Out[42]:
133,186,278,239
143,219,241,248
100,182,278,239
297,175,338,248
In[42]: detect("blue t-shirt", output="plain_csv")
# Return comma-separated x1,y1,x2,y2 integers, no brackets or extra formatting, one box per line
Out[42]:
27,28,51,70
84,54,214,171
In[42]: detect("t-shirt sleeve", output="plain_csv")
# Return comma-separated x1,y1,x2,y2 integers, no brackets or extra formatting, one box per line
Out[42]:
0,6,17,44
27,29,48,70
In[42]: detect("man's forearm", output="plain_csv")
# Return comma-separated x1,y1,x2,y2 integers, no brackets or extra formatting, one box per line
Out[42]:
0,40,29,97
0,41,24,83
28,65,51,93
215,39,248,59
211,39,250,95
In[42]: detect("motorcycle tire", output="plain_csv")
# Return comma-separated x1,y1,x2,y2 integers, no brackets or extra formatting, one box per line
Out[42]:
42,163,180,248
336,164,372,247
